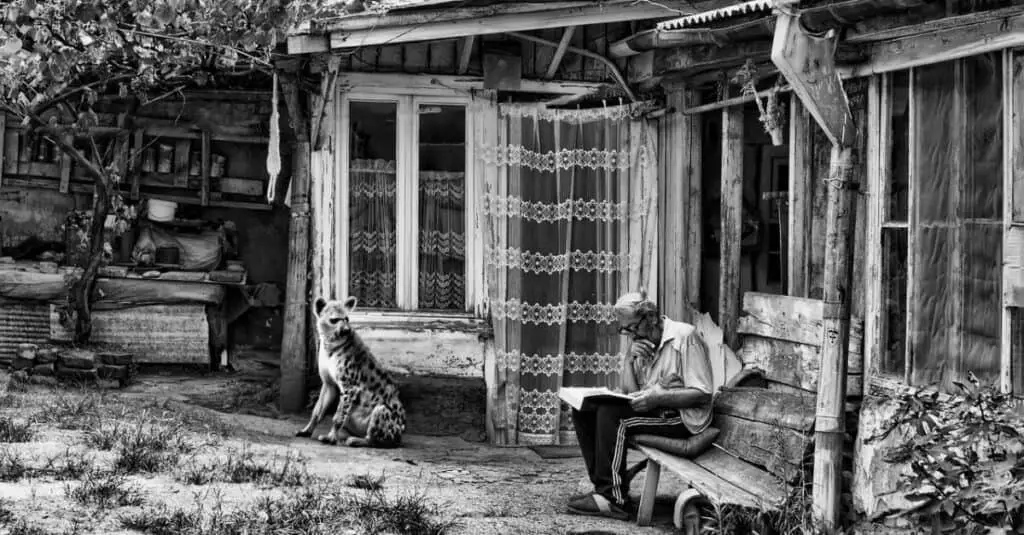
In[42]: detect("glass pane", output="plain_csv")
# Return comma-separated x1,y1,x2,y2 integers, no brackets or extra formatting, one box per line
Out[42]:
889,70,910,222
963,52,1003,221
1014,308,1024,393
881,228,908,376
349,101,398,309
417,104,466,310
910,61,957,387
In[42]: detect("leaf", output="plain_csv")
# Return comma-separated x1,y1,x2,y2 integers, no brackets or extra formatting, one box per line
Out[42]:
153,3,176,25
0,37,22,57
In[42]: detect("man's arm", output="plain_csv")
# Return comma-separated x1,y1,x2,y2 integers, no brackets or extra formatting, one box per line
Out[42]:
630,383,709,412
619,352,640,394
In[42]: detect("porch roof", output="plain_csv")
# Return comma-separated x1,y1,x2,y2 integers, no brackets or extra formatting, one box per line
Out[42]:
286,0,746,54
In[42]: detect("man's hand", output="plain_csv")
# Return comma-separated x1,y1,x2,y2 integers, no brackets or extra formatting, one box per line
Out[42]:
630,383,667,413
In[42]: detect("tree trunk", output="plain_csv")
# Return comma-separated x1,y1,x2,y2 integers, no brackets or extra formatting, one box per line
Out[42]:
70,173,112,344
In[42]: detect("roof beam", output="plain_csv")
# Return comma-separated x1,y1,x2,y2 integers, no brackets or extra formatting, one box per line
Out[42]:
544,26,577,80
303,0,703,51
842,5,1024,77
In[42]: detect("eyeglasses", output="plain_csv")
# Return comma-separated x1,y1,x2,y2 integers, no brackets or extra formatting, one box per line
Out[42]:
618,322,641,336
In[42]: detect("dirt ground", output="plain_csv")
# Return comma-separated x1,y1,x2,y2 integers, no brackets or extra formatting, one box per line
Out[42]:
0,369,687,535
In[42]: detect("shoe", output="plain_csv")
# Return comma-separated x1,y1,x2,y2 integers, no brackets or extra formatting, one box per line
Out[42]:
567,493,631,521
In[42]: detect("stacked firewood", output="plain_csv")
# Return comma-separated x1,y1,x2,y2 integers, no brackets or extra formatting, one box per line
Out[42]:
9,344,135,388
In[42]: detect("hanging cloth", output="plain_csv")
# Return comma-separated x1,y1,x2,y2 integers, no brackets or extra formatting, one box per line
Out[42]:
265,72,282,204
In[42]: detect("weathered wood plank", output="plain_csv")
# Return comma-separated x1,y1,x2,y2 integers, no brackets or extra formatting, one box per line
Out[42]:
58,135,72,193
1005,226,1024,307
737,292,864,353
544,26,576,80
741,336,860,381
457,36,475,75
788,98,812,297
713,413,812,484
635,445,765,510
428,41,455,72
3,127,18,176
737,336,863,395
715,386,816,434
0,113,5,187
690,447,789,510
1016,52,1024,224
404,42,428,72
720,106,744,348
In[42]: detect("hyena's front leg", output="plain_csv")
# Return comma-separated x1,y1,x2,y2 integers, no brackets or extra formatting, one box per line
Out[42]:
297,382,337,438
320,389,355,445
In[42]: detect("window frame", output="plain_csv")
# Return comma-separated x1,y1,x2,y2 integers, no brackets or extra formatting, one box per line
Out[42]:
865,51,1017,395
336,90,480,315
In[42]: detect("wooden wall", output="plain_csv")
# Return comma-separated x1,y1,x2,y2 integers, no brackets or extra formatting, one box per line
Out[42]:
337,23,635,83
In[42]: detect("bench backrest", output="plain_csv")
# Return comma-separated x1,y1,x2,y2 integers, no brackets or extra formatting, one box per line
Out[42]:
711,292,864,484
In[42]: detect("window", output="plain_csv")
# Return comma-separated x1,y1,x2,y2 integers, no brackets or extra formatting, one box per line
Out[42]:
873,53,1007,391
339,94,474,313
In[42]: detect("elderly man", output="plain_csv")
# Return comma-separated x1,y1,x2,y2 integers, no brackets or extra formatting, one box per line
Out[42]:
567,291,715,520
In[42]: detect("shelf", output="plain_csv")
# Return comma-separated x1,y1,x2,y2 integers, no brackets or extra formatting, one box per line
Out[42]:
144,192,272,212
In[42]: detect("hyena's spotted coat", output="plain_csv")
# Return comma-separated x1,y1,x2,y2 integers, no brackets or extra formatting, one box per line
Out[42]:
295,296,406,448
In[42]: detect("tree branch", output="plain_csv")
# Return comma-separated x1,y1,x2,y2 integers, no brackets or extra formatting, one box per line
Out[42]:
120,27,275,69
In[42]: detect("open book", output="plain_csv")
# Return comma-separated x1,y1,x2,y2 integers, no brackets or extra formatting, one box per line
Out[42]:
559,386,640,411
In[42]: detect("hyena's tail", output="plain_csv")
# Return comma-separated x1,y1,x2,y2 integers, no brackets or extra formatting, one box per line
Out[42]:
365,404,403,448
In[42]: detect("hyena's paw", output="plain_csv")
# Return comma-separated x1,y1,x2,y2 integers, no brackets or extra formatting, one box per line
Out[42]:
317,434,337,445
344,436,370,448
295,429,313,438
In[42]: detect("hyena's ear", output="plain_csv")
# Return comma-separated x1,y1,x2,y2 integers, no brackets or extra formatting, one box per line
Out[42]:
314,297,328,317
343,296,358,312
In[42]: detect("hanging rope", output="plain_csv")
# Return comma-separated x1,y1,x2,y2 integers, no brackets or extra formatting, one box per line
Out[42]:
266,72,281,204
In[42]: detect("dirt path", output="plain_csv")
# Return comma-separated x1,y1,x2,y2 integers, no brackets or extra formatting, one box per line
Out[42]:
1,371,685,535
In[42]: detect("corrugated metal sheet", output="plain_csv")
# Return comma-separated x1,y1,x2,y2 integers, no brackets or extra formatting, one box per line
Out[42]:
0,302,51,364
49,304,210,365
656,0,775,30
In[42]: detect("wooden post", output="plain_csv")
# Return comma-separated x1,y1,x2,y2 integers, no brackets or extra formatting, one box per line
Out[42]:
720,106,744,348
813,145,856,528
771,8,857,529
280,73,313,414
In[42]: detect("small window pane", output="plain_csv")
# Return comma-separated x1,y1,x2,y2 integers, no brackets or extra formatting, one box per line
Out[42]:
889,70,910,222
349,101,398,309
417,104,466,311
881,228,908,376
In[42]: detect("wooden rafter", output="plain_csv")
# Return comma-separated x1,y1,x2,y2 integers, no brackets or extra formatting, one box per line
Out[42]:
544,26,577,80
288,0,705,52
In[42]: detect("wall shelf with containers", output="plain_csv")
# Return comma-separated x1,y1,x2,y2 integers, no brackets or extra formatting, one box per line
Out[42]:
0,116,282,212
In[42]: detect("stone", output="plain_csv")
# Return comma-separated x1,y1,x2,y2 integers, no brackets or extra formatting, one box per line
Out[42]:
96,379,121,390
29,375,59,386
11,356,34,371
35,348,59,364
97,352,133,367
11,370,29,384
32,363,55,376
97,364,129,381
17,344,38,359
55,363,98,382
60,349,96,370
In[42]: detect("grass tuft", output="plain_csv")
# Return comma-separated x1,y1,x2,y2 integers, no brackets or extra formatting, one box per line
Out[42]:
0,416,33,443
65,469,144,509
347,472,386,491
0,446,28,482
176,446,309,487
113,419,192,474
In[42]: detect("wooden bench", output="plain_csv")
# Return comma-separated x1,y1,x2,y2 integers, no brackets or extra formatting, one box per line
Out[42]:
631,292,864,532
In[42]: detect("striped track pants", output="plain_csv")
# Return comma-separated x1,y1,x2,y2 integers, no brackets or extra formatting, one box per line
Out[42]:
571,401,691,505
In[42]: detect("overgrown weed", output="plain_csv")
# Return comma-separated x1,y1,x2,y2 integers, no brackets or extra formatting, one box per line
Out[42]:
0,416,33,442
65,468,144,509
177,446,309,487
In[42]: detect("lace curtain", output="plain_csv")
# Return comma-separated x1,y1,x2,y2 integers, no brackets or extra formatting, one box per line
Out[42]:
349,158,398,308
480,102,658,446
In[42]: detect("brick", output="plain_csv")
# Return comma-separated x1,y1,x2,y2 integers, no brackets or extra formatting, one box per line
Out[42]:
29,375,59,386
32,363,55,376
97,352,133,367
35,349,59,364
96,379,121,390
17,343,38,360
97,364,129,381
60,349,96,370
55,363,98,382
11,357,34,371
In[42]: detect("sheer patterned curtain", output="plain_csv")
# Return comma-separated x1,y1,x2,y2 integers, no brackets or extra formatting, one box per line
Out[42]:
481,103,657,446
349,158,398,308
419,170,466,309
